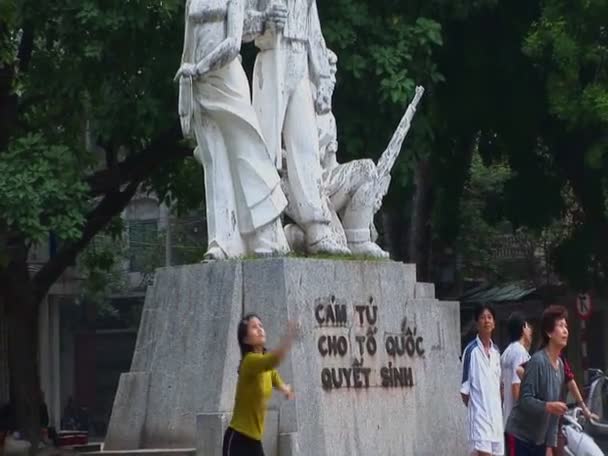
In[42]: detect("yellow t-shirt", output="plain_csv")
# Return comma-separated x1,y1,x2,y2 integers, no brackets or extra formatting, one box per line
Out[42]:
229,352,285,441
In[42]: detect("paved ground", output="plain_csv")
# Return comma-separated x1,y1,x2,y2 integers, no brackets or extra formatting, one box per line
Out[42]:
20,437,608,455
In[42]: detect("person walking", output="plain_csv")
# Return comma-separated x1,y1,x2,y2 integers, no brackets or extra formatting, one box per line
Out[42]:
461,304,504,456
506,305,569,456
223,314,297,456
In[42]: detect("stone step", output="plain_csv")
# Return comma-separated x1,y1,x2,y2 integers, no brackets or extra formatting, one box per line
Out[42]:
72,443,102,453
80,449,195,456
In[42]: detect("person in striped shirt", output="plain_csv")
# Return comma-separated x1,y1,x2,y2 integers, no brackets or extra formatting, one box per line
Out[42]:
461,304,504,456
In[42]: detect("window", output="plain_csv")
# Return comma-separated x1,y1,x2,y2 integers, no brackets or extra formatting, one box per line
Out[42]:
127,219,158,272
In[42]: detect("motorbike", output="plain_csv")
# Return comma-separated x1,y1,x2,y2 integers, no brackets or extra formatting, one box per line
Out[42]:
584,369,608,442
562,408,604,456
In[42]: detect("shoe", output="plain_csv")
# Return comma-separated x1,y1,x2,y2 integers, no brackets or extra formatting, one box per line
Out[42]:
202,246,227,261
347,241,389,258
307,237,351,256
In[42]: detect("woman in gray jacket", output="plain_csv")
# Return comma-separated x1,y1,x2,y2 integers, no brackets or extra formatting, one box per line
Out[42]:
506,305,569,456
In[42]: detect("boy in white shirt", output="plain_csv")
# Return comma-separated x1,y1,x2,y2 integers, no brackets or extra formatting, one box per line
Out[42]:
500,312,532,454
461,304,504,456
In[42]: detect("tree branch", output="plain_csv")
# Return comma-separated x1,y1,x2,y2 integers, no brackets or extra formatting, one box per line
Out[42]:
17,23,34,72
33,122,191,300
85,122,191,195
0,20,34,152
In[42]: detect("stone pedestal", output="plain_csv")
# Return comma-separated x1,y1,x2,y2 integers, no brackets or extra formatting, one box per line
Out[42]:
105,259,467,456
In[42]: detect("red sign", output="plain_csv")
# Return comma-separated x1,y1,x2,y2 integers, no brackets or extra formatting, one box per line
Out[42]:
576,293,593,320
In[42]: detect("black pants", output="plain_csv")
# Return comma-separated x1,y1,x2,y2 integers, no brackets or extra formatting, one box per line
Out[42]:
514,437,546,456
222,428,265,456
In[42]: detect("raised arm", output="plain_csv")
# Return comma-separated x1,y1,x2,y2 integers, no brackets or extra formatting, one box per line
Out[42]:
240,321,299,376
241,352,282,375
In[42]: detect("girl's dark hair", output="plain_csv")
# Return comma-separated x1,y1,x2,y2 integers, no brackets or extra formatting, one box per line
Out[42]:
540,305,568,347
237,313,264,371
474,303,496,322
237,313,260,357
507,312,528,343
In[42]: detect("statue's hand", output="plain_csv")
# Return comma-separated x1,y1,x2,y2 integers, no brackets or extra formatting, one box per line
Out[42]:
315,79,332,114
265,3,287,32
174,63,197,81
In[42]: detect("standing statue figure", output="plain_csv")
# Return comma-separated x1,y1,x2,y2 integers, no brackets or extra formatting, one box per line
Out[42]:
286,49,424,258
175,0,289,259
315,50,389,257
244,0,348,255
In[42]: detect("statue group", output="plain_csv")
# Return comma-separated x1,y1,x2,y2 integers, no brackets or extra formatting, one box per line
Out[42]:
175,0,423,260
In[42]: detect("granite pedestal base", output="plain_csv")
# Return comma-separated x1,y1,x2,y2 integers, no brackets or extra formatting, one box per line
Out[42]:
105,259,467,456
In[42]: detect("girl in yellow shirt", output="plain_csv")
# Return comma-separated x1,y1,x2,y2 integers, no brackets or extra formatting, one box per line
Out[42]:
223,314,297,456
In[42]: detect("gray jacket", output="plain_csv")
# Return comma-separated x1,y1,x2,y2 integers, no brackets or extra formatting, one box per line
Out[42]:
506,349,564,448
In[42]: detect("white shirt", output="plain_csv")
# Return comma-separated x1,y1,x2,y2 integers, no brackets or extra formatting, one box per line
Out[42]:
460,336,504,443
500,341,530,424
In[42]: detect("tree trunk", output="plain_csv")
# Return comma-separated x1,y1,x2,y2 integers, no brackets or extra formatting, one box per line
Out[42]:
407,158,434,281
380,206,408,262
2,257,40,455
7,306,40,455
551,130,608,292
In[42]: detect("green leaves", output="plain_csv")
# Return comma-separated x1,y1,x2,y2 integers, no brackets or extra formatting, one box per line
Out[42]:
515,0,608,288
455,151,511,278
318,0,446,202
0,0,20,67
1,0,191,251
414,17,443,47
79,231,129,311
12,0,184,154
0,134,89,243
523,0,608,128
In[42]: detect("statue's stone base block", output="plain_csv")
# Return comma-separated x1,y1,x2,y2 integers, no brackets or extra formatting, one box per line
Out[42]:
105,259,467,456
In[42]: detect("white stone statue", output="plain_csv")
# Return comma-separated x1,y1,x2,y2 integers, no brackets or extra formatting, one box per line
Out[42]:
244,0,348,255
175,0,289,259
284,49,425,258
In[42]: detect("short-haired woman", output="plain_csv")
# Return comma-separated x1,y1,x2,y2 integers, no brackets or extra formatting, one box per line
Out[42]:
506,305,569,456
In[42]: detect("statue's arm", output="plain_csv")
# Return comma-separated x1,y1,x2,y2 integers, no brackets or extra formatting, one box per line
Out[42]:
307,1,331,87
323,149,339,171
307,1,332,114
180,0,194,65
194,0,244,76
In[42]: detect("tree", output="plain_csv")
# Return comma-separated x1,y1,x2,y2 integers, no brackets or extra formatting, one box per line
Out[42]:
3,0,606,447
449,0,608,291
317,0,529,280
436,0,608,291
0,0,199,447
321,0,608,291
456,150,512,281
519,0,608,290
